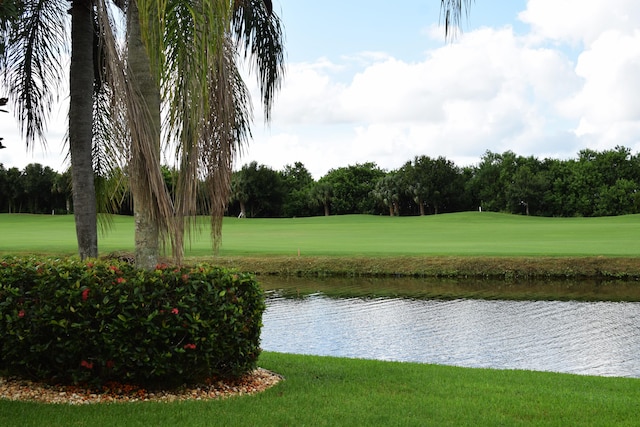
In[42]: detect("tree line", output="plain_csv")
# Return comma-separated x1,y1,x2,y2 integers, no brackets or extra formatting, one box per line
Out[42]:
227,146,640,218
7,145,636,218
0,163,71,214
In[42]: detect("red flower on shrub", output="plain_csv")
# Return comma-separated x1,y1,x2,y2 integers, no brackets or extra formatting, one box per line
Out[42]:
183,343,197,350
86,262,94,268
106,360,115,369
171,308,179,315
82,288,90,301
116,277,126,284
155,263,168,270
80,360,94,369
181,274,189,282
18,310,25,318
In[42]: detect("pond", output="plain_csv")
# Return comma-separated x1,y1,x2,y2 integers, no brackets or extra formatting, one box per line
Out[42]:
259,277,640,378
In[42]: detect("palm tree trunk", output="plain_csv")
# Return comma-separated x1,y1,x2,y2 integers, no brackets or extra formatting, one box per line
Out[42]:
69,0,98,260
127,1,162,270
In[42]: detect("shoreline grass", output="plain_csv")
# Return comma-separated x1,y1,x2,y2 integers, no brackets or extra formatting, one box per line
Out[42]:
207,254,640,280
1,352,638,426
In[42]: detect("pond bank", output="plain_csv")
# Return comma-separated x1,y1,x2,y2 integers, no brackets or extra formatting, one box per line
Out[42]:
202,255,640,280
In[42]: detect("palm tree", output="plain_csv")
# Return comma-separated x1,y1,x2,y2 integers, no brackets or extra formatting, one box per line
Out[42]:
1,1,284,267
69,0,98,259
310,180,333,217
115,0,285,268
1,1,100,259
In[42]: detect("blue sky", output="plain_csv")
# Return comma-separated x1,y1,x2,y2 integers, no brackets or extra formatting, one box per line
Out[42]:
2,0,640,179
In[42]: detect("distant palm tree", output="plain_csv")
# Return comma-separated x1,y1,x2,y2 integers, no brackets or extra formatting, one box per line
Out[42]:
310,181,333,217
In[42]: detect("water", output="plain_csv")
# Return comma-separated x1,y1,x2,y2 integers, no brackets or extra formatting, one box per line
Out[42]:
260,279,640,378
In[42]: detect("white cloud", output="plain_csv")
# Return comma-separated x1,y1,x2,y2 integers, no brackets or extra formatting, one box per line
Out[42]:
246,25,585,175
519,0,640,46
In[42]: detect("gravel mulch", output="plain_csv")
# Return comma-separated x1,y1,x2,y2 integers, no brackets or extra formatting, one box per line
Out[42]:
0,368,283,405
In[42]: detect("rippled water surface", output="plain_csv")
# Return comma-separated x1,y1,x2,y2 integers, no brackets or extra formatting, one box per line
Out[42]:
261,279,640,378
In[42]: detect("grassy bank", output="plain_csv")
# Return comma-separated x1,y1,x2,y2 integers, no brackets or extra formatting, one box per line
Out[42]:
1,212,640,278
209,255,640,280
1,352,638,427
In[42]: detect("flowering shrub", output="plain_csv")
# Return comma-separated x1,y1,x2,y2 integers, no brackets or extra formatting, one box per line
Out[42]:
0,256,265,387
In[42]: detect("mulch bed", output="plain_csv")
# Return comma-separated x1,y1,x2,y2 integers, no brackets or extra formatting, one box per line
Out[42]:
0,368,283,405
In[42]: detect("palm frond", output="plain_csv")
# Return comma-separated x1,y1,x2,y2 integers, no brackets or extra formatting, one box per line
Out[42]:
232,0,285,120
440,0,474,40
1,0,68,148
157,0,242,256
93,1,130,226
201,39,252,252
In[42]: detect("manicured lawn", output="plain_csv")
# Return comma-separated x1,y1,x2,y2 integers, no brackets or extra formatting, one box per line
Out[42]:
1,352,638,426
1,213,639,425
1,212,640,257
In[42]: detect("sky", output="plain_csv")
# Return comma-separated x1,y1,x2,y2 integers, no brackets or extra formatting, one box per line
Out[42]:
2,0,640,179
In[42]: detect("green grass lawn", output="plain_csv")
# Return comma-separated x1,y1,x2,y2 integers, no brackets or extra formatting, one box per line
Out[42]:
1,213,639,425
1,212,640,257
1,352,638,427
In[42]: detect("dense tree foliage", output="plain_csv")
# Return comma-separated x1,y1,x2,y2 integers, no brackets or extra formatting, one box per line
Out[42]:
0,163,71,214
5,146,640,218
322,163,387,215
228,161,285,218
279,162,316,217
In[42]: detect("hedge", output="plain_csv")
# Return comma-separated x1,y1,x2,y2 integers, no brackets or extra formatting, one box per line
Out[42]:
0,256,265,388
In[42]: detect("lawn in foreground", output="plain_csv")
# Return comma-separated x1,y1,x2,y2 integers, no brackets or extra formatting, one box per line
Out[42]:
0,352,638,427
1,212,640,257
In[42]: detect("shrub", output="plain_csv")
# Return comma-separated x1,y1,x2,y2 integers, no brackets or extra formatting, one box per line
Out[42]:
0,256,265,387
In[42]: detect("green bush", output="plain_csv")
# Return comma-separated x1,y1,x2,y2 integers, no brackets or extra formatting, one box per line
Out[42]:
0,256,265,387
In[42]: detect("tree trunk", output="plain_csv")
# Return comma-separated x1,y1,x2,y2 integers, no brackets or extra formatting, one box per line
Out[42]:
323,202,330,216
69,0,98,260
418,200,425,216
128,1,162,270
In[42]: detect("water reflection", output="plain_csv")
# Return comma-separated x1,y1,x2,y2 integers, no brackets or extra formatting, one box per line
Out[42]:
260,277,640,378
